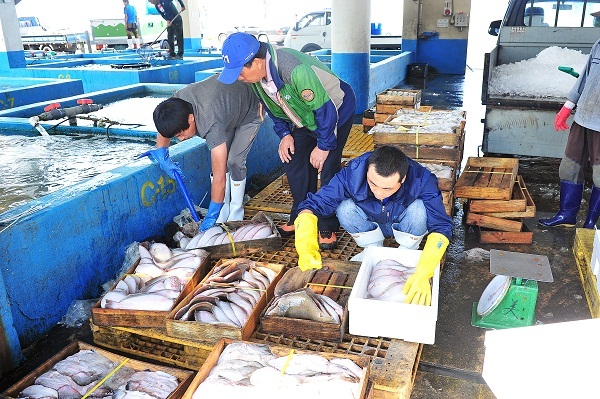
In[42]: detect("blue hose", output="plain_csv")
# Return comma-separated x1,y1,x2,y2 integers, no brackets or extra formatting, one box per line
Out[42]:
173,171,200,222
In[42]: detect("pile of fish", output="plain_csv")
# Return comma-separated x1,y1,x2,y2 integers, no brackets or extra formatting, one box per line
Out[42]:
366,259,414,302
173,258,277,328
18,349,180,399
264,267,344,324
174,222,277,250
192,342,363,398
264,288,343,324
100,243,209,311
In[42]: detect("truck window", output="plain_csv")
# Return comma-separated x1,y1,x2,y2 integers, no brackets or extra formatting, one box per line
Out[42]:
296,12,328,30
522,0,600,27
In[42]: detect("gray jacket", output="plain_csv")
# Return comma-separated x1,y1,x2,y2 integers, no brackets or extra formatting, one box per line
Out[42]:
568,38,600,131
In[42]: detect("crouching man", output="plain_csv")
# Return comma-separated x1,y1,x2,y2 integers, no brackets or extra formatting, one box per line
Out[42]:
293,145,453,305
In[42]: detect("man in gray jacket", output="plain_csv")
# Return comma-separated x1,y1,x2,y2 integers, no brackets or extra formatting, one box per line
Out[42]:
539,34,600,229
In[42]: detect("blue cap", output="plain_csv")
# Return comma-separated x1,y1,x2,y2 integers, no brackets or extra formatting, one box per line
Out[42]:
218,32,260,84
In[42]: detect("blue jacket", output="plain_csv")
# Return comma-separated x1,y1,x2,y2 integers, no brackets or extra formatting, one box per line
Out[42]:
298,152,453,240
154,0,185,21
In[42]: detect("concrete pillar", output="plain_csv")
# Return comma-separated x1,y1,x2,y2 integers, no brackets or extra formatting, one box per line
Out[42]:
331,0,370,114
0,1,26,70
182,1,203,52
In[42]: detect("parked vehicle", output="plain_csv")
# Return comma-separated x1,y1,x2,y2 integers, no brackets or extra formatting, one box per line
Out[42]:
218,26,289,45
482,0,600,158
19,16,86,53
90,14,168,51
283,10,401,53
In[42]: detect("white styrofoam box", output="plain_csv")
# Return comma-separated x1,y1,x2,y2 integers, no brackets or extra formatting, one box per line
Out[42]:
482,318,600,399
348,246,440,345
592,229,600,275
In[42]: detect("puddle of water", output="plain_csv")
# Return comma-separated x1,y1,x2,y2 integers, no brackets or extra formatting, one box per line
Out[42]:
0,134,155,213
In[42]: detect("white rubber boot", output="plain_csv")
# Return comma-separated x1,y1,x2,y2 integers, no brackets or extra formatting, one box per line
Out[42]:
349,225,385,262
228,178,246,221
211,172,231,223
135,38,141,49
392,228,426,250
127,39,134,50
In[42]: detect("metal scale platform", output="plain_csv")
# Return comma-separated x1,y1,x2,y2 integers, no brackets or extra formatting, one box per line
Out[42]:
472,249,553,329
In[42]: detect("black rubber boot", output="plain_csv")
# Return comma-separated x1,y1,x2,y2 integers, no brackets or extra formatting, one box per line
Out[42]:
538,180,583,227
584,186,600,229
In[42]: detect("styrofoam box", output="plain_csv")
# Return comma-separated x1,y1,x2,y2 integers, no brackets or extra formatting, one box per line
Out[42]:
591,229,600,275
348,246,440,344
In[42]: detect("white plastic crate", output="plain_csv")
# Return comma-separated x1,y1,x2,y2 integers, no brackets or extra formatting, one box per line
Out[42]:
591,229,600,276
348,246,440,344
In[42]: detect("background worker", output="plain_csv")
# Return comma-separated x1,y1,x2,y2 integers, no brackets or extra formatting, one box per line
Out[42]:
539,30,600,229
148,0,185,59
140,75,262,231
218,32,356,251
294,145,453,306
123,0,140,49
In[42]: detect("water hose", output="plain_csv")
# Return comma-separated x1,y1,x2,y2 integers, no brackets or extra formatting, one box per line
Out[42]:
558,66,579,78
172,171,200,222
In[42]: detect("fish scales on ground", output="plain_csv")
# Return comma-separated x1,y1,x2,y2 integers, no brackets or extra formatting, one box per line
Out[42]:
192,342,362,398
175,222,277,250
19,351,180,399
366,259,415,302
100,243,209,311
173,258,276,328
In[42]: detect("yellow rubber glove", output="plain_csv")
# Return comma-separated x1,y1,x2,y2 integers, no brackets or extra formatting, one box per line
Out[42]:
403,232,449,306
294,212,322,271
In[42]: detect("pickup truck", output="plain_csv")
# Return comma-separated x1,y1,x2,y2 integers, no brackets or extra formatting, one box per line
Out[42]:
19,16,86,53
283,10,401,53
482,0,600,158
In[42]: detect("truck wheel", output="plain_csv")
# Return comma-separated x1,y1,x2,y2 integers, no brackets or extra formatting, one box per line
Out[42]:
160,40,169,49
41,46,52,52
218,33,228,43
257,33,269,43
300,44,321,53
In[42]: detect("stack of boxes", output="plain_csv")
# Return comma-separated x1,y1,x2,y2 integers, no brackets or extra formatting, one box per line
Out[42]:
455,157,536,244
362,88,424,132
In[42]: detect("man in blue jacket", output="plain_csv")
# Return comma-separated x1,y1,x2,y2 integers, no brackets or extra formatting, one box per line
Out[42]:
294,145,453,306
149,0,185,59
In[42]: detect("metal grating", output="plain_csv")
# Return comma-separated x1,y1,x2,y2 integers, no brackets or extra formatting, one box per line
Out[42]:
251,331,392,359
343,124,374,159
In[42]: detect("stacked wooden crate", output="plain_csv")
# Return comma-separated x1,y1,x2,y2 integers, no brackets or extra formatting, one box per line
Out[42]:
362,88,423,133
369,108,467,217
455,157,536,244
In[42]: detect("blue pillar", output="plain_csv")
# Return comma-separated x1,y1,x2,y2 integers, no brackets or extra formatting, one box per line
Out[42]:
331,0,371,114
0,1,26,70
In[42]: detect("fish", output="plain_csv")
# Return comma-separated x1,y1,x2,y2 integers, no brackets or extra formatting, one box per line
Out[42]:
18,385,59,399
265,288,339,323
124,370,179,399
103,293,175,311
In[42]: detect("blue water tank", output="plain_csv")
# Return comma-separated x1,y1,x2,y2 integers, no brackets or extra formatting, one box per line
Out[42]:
371,23,382,35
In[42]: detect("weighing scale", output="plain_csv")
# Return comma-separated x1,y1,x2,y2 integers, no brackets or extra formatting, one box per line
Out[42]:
472,249,553,329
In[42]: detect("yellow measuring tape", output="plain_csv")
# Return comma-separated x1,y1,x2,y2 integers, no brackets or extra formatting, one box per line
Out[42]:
81,358,130,399
280,349,295,377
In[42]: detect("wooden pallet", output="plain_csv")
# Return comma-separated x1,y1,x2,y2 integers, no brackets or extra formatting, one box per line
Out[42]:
477,224,533,244
344,124,374,159
573,228,600,318
455,157,519,200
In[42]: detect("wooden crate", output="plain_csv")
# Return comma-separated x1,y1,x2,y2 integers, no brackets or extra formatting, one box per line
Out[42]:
466,212,523,232
418,159,459,192
374,123,464,147
2,341,195,399
382,110,465,131
91,322,214,370
91,253,212,328
180,338,371,399
443,190,454,217
454,157,519,200
190,211,282,258
375,104,433,114
260,261,355,342
166,260,285,345
477,224,533,244
573,228,600,318
477,176,536,218
376,89,421,106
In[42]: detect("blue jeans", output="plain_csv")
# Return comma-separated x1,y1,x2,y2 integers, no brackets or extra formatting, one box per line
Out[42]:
336,199,428,238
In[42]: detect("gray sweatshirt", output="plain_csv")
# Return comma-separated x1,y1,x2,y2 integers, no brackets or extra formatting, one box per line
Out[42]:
567,38,600,131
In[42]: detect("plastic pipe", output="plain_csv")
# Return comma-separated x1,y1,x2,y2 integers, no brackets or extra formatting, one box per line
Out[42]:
172,171,201,222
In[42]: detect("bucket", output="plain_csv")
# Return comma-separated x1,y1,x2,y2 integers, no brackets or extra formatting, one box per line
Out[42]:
371,23,382,35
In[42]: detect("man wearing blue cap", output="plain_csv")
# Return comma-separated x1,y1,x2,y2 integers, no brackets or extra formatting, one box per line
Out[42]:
219,32,356,250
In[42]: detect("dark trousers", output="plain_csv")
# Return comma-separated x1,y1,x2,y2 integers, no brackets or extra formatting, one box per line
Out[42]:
284,118,353,232
167,18,184,56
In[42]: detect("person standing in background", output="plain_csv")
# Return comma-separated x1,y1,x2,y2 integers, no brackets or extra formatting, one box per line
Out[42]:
148,0,185,59
539,25,600,230
123,0,141,49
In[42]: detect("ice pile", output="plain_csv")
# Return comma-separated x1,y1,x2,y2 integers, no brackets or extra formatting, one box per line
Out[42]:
488,46,588,98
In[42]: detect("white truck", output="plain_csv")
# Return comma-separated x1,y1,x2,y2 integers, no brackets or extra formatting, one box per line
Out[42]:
482,0,600,158
283,9,402,53
19,16,86,53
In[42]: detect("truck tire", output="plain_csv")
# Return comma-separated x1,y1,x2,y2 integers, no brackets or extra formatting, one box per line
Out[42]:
218,33,228,43
160,40,169,50
300,43,321,53
41,45,53,52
